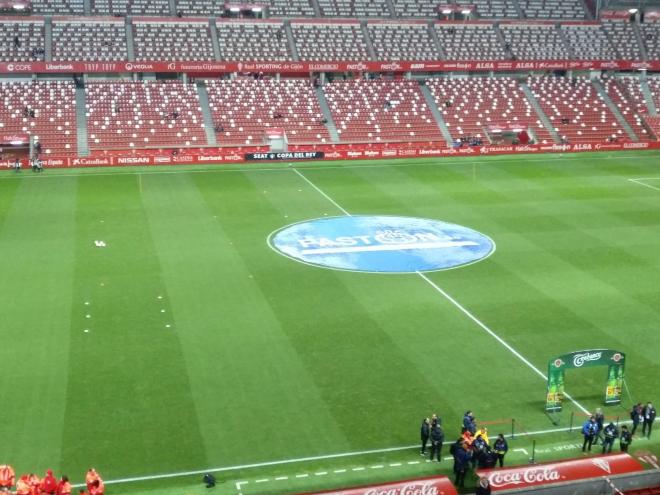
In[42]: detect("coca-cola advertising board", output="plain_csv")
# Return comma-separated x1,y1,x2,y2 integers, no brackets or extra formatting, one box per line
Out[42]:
477,454,643,491
298,475,458,495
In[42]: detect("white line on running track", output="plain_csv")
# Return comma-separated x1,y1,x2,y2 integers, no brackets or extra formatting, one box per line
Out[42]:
416,272,591,417
0,153,651,181
293,168,351,216
628,178,660,192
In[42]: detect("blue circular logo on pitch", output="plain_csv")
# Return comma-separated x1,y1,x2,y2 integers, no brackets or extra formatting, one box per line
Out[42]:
268,216,495,273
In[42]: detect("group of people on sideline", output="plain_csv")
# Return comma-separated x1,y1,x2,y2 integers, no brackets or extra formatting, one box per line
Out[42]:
420,410,508,489
582,402,655,454
0,466,104,495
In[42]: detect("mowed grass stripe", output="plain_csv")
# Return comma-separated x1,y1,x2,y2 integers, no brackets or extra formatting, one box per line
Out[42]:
0,177,78,473
141,171,350,466
60,174,208,479
282,166,580,431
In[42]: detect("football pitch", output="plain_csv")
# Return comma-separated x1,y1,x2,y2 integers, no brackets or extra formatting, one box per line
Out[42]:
0,151,659,495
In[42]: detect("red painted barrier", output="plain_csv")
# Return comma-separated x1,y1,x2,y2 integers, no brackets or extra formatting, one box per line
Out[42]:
298,475,458,495
1,141,658,170
477,453,643,491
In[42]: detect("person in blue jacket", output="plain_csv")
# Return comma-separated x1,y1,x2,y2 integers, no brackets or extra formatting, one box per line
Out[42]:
582,416,599,452
453,440,472,488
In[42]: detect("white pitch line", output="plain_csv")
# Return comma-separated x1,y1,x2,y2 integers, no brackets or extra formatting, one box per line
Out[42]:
628,178,660,192
352,467,365,472
334,469,347,474
275,476,289,481
295,474,309,478
293,168,351,216
416,271,591,417
514,448,530,456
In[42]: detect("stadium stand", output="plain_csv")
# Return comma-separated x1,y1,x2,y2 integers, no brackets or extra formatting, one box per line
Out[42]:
601,19,644,60
30,0,83,13
174,0,222,16
317,0,389,17
519,0,586,19
426,77,555,143
640,21,660,60
470,0,519,18
133,20,215,61
91,0,171,15
85,81,207,149
205,78,330,145
267,0,315,17
436,23,508,60
52,19,128,61
561,24,618,60
291,21,369,61
500,23,571,60
601,77,652,140
528,76,625,142
0,81,77,155
390,0,438,19
0,19,45,62
369,22,441,61
216,21,290,61
647,77,660,108
323,79,442,143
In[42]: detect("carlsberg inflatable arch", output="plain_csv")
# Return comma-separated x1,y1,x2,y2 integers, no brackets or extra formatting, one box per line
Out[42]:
545,349,626,412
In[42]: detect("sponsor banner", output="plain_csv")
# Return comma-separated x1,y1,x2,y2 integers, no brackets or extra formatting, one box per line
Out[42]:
478,454,643,491
600,10,632,19
1,60,659,74
1,133,30,144
245,151,324,160
299,475,458,495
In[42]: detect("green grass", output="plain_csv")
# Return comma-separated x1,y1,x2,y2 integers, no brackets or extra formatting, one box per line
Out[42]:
0,151,659,494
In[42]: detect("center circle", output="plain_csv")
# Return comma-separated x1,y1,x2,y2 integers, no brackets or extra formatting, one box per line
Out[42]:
268,215,495,273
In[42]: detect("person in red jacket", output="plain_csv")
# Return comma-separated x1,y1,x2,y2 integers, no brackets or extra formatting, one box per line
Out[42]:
56,476,71,495
28,473,41,495
40,470,57,495
0,464,16,491
16,475,31,495
88,479,104,495
84,470,100,492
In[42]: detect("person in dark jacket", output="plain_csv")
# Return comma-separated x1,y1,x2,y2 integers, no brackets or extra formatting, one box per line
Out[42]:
475,478,492,495
643,402,656,439
494,433,508,467
463,411,476,435
420,418,430,455
631,403,644,435
453,441,471,488
620,425,632,452
593,408,605,445
602,422,618,454
429,423,444,462
582,416,598,452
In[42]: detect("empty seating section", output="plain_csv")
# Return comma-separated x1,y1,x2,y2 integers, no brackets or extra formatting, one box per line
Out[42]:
602,20,643,60
601,78,651,140
267,0,315,17
648,78,660,109
52,21,127,61
31,0,83,13
426,77,554,143
501,24,570,60
640,22,660,60
369,24,440,61
217,22,290,61
324,79,441,143
0,21,45,62
561,25,617,60
471,0,519,18
0,81,76,155
528,76,623,142
392,0,438,18
292,23,368,61
436,24,507,60
174,0,223,15
91,0,170,14
205,78,329,145
133,22,214,61
318,0,388,17
85,81,206,150
521,0,585,19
